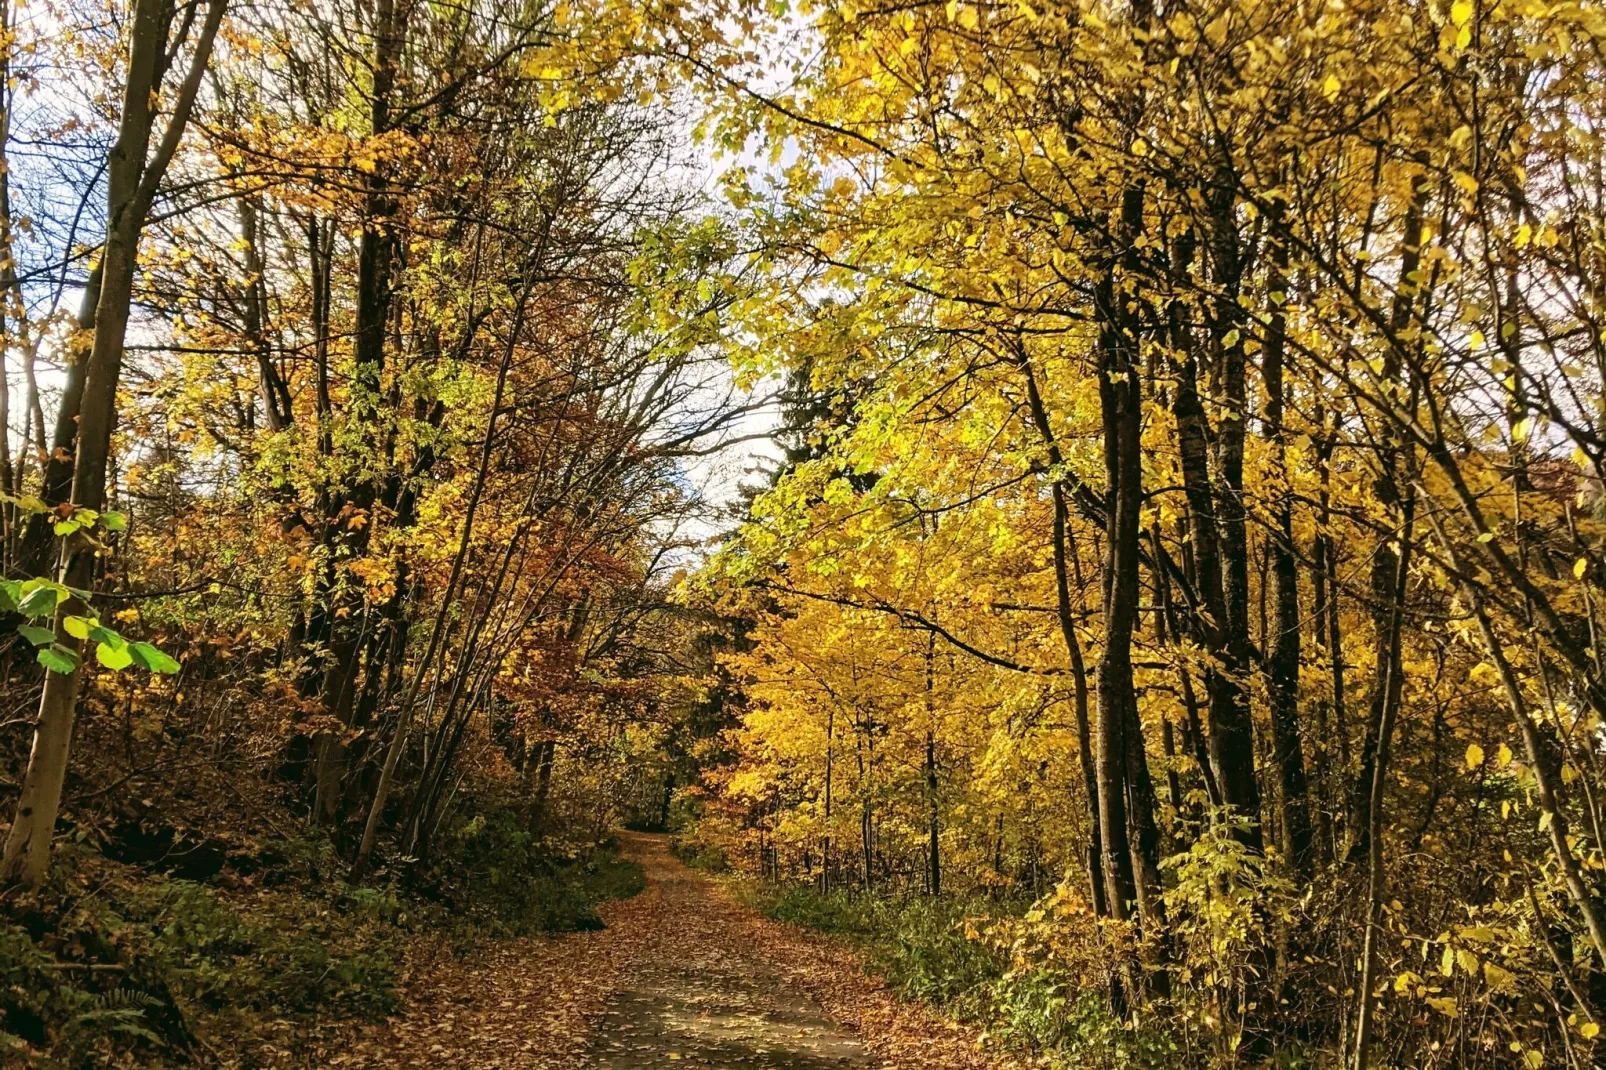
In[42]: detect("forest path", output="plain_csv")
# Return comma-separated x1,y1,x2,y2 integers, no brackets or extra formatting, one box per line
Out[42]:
582,832,871,1068
322,832,1008,1069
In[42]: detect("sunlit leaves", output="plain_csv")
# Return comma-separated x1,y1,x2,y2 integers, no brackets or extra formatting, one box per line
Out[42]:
18,581,61,617
3,573,176,675
128,643,181,674
95,640,134,671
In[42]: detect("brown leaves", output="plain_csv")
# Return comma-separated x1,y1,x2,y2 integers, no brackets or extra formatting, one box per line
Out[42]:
304,834,1016,1070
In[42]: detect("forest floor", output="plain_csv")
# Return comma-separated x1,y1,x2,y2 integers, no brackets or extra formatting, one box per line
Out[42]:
313,832,1010,1069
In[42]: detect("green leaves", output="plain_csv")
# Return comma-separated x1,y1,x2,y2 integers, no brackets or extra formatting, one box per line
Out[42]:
17,580,61,617
0,497,129,538
17,625,55,646
129,642,181,674
90,624,134,669
37,645,79,675
95,642,133,670
4,584,179,675
3,493,46,514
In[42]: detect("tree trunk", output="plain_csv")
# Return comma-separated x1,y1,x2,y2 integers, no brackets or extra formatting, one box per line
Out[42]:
1,0,226,888
1348,177,1428,860
1206,160,1263,849
311,0,403,824
531,741,556,830
1015,340,1108,917
821,704,834,895
1261,215,1313,879
926,728,940,897
1093,184,1158,935
925,634,940,897
1168,233,1260,847
0,19,17,561
1352,480,1416,1069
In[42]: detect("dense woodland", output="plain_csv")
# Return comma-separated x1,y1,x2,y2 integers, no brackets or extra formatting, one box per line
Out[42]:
3,0,1606,1066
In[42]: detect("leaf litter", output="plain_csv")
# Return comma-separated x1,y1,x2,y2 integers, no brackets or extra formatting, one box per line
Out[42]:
305,833,1019,1068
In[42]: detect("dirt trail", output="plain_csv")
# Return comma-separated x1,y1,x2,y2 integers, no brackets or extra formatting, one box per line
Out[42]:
320,832,1008,1069
584,833,870,1068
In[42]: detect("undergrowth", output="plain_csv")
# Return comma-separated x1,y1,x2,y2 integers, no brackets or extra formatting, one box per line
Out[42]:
0,807,643,1068
741,882,1176,1069
668,829,729,874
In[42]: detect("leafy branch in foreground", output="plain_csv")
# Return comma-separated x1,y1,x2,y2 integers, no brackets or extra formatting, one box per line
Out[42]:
0,499,177,677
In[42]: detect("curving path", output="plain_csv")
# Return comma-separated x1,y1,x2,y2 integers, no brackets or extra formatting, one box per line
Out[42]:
318,832,1009,1069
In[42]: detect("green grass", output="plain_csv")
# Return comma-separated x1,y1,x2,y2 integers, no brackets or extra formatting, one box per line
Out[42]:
741,881,1177,1069
740,883,1003,1011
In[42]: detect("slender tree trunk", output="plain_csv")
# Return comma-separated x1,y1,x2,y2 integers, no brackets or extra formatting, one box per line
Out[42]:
1057,485,1109,915
1353,481,1417,1069
1431,512,1606,970
822,704,834,895
925,634,941,898
1169,233,1259,845
1151,546,1187,838
531,741,556,830
1205,158,1264,849
0,15,17,561
1017,341,1108,916
854,725,872,888
238,194,292,432
1094,185,1157,939
16,258,98,578
311,0,403,822
1349,177,1428,860
1,0,226,888
1261,216,1313,879
0,0,28,477
926,728,940,897
860,788,873,889
1155,524,1223,810
1315,421,1350,851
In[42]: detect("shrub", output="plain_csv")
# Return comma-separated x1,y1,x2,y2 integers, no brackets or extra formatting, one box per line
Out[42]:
415,804,646,935
0,848,400,1067
744,884,1000,1008
669,816,731,873
745,883,876,935
0,820,646,1066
